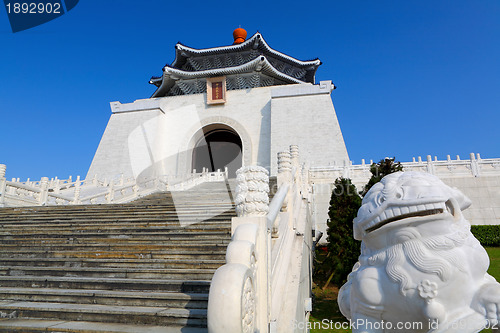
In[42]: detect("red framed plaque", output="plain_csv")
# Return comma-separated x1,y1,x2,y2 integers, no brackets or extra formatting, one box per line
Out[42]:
207,76,226,104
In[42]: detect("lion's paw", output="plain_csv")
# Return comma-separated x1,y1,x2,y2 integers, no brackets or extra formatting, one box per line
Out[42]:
473,283,500,326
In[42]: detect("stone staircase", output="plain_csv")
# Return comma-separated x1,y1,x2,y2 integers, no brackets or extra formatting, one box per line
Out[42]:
0,181,235,332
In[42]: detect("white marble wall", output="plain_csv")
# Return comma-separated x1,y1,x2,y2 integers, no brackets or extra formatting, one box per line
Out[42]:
270,82,349,175
86,81,350,181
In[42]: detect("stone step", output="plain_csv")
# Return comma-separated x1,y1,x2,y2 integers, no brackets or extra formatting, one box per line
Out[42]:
0,237,229,247
0,208,235,220
0,238,229,247
0,258,225,269
0,276,211,293
0,211,232,223
0,187,234,330
0,201,232,218
0,288,208,308
0,232,228,240
0,243,229,253
0,319,207,333
0,249,226,260
0,220,231,228
0,301,207,327
0,225,231,235
0,214,234,224
0,266,217,280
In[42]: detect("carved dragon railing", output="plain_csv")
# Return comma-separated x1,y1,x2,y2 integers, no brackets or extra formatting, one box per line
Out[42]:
208,146,314,333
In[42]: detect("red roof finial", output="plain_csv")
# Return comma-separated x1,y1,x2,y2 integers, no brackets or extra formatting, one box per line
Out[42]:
233,27,247,44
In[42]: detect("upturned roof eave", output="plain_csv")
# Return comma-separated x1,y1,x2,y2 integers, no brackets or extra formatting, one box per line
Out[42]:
150,55,307,97
170,32,321,69
165,56,304,83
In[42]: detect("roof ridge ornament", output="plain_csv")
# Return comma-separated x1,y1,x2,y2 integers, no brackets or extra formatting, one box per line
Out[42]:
233,27,247,45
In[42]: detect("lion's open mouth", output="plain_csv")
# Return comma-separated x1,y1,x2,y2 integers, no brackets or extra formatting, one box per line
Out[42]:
365,208,444,233
363,200,455,234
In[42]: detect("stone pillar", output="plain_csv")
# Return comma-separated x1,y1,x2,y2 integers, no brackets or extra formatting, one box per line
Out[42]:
235,166,269,217
277,151,292,187
0,164,6,179
74,180,81,204
106,182,115,203
470,152,479,177
426,155,435,175
39,177,49,205
0,164,6,206
290,145,299,168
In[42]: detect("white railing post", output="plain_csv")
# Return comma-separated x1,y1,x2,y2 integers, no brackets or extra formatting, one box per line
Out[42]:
426,155,435,174
470,152,479,177
106,182,114,203
277,151,292,212
290,145,299,168
277,151,292,186
54,178,61,194
0,164,7,206
73,178,81,204
208,166,270,333
39,177,49,205
133,183,139,199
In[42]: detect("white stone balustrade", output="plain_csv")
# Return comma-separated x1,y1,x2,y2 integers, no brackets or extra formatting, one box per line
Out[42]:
310,153,500,183
0,164,229,207
209,146,314,333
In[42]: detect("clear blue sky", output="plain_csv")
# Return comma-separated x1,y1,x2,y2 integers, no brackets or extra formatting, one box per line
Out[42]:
1,1,499,180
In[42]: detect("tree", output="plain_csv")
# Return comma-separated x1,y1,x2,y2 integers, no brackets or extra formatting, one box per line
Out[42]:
314,177,362,288
313,158,403,288
362,157,403,196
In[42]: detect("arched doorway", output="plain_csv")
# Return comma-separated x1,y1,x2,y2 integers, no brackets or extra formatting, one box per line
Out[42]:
192,125,242,178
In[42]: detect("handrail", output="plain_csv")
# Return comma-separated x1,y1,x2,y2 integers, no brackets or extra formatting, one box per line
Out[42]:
266,183,289,231
208,150,314,333
5,181,41,193
0,165,228,207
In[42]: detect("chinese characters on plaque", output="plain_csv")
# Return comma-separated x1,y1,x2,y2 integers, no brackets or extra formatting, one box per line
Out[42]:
207,77,226,104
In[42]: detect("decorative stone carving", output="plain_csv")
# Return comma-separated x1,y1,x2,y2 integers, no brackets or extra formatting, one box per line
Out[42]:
208,223,259,333
235,166,269,217
277,151,292,192
277,152,292,174
339,171,500,332
290,145,299,167
242,276,256,333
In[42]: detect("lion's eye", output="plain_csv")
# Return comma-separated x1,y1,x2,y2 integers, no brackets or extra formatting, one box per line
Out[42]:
376,193,385,205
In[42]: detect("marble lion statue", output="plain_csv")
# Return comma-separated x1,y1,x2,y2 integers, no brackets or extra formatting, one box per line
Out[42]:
338,171,500,333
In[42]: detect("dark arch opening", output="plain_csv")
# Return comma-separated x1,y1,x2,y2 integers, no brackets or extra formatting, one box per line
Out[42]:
192,127,242,178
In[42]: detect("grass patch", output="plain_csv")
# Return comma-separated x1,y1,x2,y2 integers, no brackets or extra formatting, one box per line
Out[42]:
309,285,350,333
310,247,500,333
486,247,500,280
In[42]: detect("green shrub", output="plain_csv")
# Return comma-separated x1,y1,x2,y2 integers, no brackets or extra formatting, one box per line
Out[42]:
314,178,362,288
471,225,500,246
